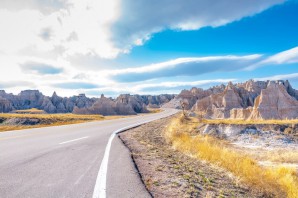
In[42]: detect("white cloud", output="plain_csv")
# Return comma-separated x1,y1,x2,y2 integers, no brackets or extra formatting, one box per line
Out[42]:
0,0,120,59
0,0,120,95
0,0,284,60
113,55,261,74
0,0,69,14
255,73,298,81
135,79,235,89
111,0,284,51
0,9,42,54
0,81,36,89
261,46,298,64
107,54,262,82
132,79,236,94
20,61,64,75
70,78,237,97
247,46,298,69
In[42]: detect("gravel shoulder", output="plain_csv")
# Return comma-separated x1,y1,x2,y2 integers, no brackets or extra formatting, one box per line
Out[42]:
119,116,263,198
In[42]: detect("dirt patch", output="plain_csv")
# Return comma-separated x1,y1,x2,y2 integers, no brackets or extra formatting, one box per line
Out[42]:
119,116,263,198
198,123,298,150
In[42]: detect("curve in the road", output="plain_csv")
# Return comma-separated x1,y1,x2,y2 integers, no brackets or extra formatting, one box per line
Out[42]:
92,114,175,198
0,108,178,198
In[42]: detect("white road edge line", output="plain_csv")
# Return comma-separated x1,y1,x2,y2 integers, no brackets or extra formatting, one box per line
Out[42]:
59,136,89,145
92,111,174,198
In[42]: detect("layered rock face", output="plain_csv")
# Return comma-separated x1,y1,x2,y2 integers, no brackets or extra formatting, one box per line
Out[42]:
171,80,298,120
249,81,298,119
194,83,243,118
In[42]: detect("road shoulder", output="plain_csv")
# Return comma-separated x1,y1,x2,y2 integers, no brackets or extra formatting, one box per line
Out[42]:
107,136,151,198
119,116,263,197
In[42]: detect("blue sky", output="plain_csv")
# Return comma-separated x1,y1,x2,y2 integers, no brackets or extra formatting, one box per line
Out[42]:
0,0,297,97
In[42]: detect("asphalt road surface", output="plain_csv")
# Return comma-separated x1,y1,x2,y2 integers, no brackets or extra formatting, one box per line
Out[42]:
0,109,178,198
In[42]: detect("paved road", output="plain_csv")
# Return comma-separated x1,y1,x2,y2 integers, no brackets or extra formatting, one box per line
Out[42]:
0,109,178,198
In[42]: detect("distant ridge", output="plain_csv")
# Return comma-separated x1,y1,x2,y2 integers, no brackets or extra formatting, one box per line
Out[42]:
0,90,175,115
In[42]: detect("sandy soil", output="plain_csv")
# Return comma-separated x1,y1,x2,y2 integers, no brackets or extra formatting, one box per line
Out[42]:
119,116,264,198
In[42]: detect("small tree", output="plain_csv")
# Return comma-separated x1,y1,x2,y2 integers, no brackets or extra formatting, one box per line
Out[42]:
180,99,189,117
198,111,204,122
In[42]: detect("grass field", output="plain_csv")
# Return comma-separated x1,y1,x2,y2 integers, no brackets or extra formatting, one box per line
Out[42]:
0,107,163,132
165,114,298,197
12,108,46,114
0,112,123,132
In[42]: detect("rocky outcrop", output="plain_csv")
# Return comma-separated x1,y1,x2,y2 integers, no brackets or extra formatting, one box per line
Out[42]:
170,80,298,120
117,94,148,113
249,81,298,119
163,86,225,109
133,94,175,108
230,107,253,120
282,80,298,100
74,94,149,116
74,95,116,115
0,90,171,115
193,82,243,118
0,90,96,114
0,96,13,113
0,90,43,110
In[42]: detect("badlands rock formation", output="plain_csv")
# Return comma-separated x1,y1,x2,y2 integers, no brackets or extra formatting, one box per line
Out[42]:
73,94,149,115
0,90,172,115
1,80,297,118
163,85,225,109
135,94,176,108
0,97,13,113
0,90,96,114
249,81,298,119
173,80,298,120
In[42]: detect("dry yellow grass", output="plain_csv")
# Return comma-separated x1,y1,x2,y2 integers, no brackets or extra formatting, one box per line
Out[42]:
0,113,104,121
147,108,163,114
245,149,298,164
165,114,298,197
13,108,45,114
0,113,124,132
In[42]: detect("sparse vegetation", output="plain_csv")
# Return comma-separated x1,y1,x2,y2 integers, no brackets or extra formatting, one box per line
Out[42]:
165,114,298,197
147,108,163,114
120,116,261,197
